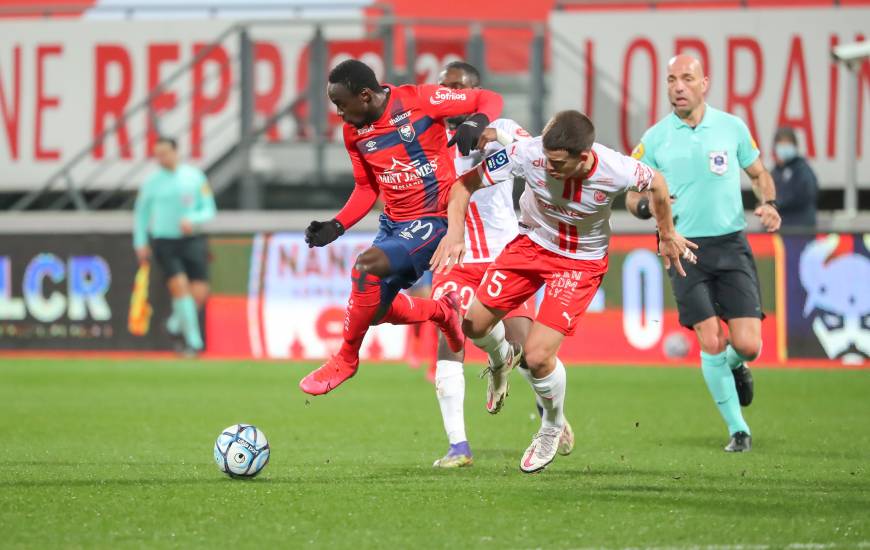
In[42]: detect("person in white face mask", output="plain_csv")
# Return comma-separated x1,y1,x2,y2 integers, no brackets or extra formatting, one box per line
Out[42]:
771,126,819,230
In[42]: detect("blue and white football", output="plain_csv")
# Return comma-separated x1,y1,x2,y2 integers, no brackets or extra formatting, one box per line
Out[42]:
214,424,270,478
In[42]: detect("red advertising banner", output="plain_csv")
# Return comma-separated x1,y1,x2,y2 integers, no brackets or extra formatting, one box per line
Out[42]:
203,232,866,368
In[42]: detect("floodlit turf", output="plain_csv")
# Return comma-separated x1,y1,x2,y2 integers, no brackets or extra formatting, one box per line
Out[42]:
2,359,868,549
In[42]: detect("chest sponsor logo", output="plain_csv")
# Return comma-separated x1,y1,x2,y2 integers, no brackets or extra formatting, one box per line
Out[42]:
429,87,467,105
535,196,584,218
709,151,728,175
532,158,546,168
376,157,438,186
398,123,416,143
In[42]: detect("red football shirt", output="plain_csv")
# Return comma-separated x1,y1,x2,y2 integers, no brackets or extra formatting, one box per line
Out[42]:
335,84,503,226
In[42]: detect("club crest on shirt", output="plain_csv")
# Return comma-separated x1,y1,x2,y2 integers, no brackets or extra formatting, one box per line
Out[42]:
709,151,728,175
594,190,607,203
398,123,415,142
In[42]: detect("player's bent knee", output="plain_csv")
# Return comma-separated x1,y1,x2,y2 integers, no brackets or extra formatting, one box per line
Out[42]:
523,347,555,377
696,332,723,355
462,317,487,340
354,248,390,278
732,338,761,361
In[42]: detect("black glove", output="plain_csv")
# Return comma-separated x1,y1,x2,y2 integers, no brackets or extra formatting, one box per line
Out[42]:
447,113,489,156
304,219,345,248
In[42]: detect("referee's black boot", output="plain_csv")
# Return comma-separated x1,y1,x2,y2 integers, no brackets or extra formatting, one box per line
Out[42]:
732,365,754,407
724,431,752,452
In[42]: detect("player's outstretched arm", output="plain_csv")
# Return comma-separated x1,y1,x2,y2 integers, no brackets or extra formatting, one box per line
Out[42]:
429,170,484,274
745,159,781,233
304,180,380,248
649,171,698,277
306,130,381,248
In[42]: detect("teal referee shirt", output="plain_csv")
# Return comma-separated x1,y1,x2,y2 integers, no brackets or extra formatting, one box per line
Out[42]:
632,105,760,239
133,164,216,248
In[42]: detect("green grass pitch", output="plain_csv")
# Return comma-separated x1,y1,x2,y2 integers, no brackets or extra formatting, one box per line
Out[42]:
2,358,868,548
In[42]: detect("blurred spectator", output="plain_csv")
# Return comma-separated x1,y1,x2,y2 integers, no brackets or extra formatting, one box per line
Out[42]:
771,127,818,229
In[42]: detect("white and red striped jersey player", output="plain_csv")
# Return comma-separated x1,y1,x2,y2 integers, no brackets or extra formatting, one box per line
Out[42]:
431,119,535,318
468,137,654,334
479,137,654,260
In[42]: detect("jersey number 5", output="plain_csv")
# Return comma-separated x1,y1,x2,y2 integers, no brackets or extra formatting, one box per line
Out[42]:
484,270,507,297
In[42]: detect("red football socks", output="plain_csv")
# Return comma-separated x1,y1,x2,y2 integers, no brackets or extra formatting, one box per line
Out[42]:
337,268,383,364
379,293,442,325
338,269,448,364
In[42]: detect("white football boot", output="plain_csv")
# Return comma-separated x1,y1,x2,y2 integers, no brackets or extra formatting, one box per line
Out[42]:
519,426,563,473
482,343,522,414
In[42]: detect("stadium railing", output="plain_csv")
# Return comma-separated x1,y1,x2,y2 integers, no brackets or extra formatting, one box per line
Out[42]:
5,11,546,213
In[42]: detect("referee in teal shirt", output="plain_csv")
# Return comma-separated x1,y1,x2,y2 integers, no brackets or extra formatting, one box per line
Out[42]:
627,55,781,452
134,137,216,355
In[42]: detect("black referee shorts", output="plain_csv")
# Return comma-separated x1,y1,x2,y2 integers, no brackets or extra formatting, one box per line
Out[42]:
151,236,209,282
667,231,763,329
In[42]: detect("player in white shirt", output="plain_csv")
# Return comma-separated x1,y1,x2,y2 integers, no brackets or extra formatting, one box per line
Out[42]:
429,62,574,469
432,110,696,473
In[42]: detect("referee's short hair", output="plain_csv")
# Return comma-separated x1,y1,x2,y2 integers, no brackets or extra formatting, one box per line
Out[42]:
328,59,381,95
156,136,177,150
444,61,481,87
542,110,595,155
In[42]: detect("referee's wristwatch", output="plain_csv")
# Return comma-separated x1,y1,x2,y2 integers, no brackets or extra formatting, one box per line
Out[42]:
763,199,779,210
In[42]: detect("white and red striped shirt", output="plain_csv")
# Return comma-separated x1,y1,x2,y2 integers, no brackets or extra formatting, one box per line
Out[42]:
447,118,531,263
477,138,654,260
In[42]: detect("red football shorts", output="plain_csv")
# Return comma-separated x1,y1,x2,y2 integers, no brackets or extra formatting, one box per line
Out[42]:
475,235,608,336
432,261,534,320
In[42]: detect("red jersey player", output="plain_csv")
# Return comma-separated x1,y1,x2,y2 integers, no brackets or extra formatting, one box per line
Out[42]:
431,110,697,472
299,59,504,396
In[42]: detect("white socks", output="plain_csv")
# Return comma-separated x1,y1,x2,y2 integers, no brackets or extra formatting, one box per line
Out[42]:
434,360,466,444
519,358,567,429
470,321,511,368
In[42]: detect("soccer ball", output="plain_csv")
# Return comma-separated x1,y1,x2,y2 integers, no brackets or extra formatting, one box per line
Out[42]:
214,424,270,478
